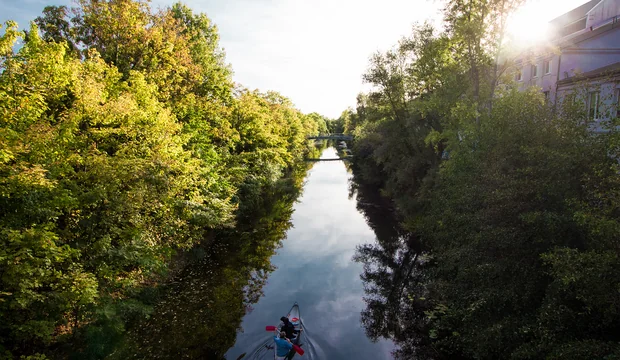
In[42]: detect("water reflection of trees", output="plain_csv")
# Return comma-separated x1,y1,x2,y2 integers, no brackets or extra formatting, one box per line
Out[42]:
306,139,329,159
118,165,310,359
351,179,439,360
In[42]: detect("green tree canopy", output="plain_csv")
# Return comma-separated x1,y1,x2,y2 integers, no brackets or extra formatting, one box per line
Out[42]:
0,1,328,357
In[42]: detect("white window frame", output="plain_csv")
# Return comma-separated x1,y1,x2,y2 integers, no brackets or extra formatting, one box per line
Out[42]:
588,91,601,121
532,64,539,78
544,59,552,74
516,68,523,81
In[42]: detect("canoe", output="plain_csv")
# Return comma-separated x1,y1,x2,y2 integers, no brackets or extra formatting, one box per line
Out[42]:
274,302,302,359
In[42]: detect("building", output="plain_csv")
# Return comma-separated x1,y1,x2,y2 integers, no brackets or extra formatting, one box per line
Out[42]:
513,0,620,130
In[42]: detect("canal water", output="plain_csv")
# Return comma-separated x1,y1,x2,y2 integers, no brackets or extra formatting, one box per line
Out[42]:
225,147,394,359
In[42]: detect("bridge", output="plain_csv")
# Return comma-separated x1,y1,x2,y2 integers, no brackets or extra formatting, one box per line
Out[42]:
305,156,353,162
307,133,354,141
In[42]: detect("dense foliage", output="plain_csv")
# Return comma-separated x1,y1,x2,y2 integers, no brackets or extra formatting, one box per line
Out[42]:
121,163,310,360
348,1,620,359
0,1,325,358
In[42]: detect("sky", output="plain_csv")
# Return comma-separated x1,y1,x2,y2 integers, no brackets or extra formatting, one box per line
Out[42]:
1,0,592,118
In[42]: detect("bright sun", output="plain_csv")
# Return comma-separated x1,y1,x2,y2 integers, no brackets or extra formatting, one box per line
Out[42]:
506,0,595,47
506,0,554,46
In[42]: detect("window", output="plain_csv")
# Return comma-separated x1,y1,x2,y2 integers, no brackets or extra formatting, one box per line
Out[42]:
615,89,620,118
515,69,522,81
543,91,550,102
532,64,539,77
544,59,552,74
588,91,600,120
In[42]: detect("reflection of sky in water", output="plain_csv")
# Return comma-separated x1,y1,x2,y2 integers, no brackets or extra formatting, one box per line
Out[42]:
226,148,394,359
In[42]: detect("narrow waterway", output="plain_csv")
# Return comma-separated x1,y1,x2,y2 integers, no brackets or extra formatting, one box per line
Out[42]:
225,147,394,359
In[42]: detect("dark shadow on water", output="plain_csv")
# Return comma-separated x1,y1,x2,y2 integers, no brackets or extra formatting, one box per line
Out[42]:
349,174,436,359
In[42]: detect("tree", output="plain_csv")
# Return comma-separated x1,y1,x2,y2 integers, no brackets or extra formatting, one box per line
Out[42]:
0,2,327,356
346,2,620,358
170,2,232,102
443,0,525,122
34,6,78,55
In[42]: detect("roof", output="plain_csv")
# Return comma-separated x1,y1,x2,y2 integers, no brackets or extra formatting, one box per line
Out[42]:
549,0,601,28
557,61,620,85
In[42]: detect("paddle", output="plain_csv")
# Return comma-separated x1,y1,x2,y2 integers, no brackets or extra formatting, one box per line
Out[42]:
292,345,304,356
265,326,305,356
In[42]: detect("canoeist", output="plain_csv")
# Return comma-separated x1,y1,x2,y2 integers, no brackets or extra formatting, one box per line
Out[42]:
280,316,300,341
273,331,293,360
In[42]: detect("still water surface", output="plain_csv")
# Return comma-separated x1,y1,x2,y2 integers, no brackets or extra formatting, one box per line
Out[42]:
225,147,394,359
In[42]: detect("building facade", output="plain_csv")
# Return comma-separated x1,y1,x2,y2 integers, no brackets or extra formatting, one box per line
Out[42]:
513,0,620,131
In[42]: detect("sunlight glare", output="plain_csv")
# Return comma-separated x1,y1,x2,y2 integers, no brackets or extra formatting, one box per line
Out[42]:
507,0,554,46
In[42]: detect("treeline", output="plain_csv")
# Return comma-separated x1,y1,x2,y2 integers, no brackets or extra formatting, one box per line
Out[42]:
347,1,620,359
0,1,328,358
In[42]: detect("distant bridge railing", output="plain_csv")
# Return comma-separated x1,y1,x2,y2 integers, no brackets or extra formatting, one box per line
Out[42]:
305,156,353,162
307,133,354,141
